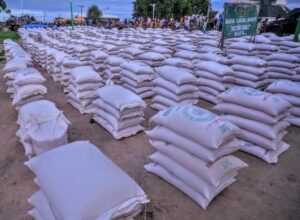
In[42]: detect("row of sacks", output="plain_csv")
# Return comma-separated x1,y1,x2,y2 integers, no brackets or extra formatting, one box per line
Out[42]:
266,80,300,127
264,53,300,83
26,141,150,220
214,87,291,164
145,105,247,209
2,41,47,109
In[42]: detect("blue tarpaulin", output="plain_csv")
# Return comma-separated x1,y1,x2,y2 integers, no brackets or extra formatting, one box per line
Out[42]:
23,24,48,29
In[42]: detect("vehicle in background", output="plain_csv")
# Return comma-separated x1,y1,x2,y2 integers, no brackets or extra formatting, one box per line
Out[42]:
266,8,300,36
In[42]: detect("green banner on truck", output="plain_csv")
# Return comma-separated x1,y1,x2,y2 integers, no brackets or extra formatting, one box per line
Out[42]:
223,3,260,39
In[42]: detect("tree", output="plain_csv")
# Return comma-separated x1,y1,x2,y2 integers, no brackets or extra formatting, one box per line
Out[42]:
132,0,211,19
87,5,102,21
0,0,10,14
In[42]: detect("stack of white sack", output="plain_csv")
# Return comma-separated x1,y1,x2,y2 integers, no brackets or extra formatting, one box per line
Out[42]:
195,53,230,65
103,56,126,84
16,100,70,157
120,61,155,99
145,104,247,209
194,61,234,104
59,56,83,88
214,86,291,164
151,66,198,110
92,85,146,139
197,39,219,50
71,45,91,64
89,50,109,73
174,50,198,63
174,43,197,55
45,48,60,75
150,46,173,58
120,47,144,60
229,56,268,88
4,68,44,95
48,51,67,82
9,68,47,109
67,66,103,114
226,42,258,59
242,35,279,59
269,36,300,52
137,52,165,68
103,44,120,55
152,39,172,50
288,47,300,58
265,53,300,83
3,40,32,65
163,57,194,74
266,80,300,126
2,57,32,76
26,141,149,220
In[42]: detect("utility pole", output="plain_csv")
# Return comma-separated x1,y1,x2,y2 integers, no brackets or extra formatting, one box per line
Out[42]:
150,3,156,20
78,5,85,23
21,0,23,16
43,11,47,23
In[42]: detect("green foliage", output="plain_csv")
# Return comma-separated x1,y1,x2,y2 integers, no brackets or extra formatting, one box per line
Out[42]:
0,31,19,43
132,0,211,19
87,5,103,21
0,0,7,12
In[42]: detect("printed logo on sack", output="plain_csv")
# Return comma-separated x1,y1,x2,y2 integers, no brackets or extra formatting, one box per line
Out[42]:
219,124,230,134
182,106,216,122
221,159,232,169
242,87,264,96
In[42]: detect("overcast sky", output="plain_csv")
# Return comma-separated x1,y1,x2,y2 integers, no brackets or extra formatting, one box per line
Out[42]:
3,0,300,21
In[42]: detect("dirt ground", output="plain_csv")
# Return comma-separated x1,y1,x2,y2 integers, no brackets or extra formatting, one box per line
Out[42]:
0,62,300,220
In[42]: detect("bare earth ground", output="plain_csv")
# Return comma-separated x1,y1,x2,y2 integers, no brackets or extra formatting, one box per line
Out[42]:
0,61,299,220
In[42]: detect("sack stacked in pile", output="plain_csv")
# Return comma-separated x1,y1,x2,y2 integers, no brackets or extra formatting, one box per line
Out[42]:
120,61,155,99
5,68,47,109
246,35,280,59
71,45,91,64
151,66,198,110
137,52,165,68
89,51,109,73
265,53,300,83
67,66,103,114
103,56,126,83
266,80,300,126
150,46,173,58
92,85,146,139
26,141,149,220
60,56,83,88
214,87,291,163
4,68,40,94
174,50,198,63
268,35,300,52
226,42,258,59
17,100,69,157
288,47,300,58
3,39,32,65
196,53,230,65
47,51,67,82
145,105,247,209
194,61,233,104
163,57,194,74
120,47,144,60
229,56,268,88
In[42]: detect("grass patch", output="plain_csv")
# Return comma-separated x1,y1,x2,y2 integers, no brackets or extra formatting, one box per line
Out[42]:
0,31,19,43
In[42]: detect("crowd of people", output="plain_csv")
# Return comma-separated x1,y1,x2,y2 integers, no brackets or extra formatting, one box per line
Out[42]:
125,13,224,32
